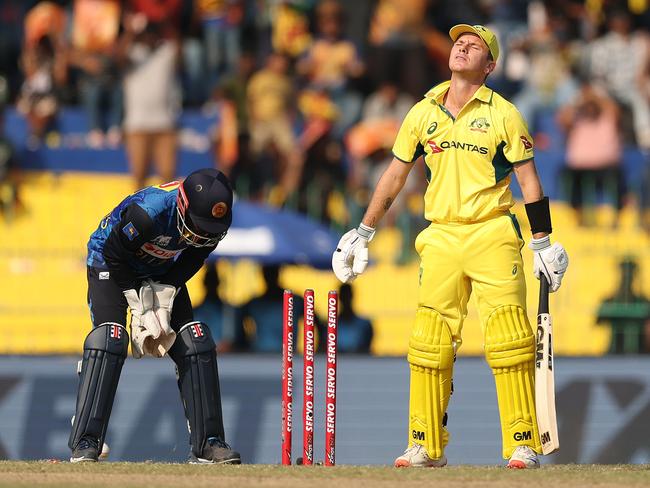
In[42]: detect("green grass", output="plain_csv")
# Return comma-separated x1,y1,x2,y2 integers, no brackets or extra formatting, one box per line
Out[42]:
0,462,649,488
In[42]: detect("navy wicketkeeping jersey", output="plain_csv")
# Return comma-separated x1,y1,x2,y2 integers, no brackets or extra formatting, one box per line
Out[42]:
87,181,212,289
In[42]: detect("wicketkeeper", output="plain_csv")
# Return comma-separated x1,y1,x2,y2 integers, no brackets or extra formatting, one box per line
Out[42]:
333,25,569,468
69,168,240,464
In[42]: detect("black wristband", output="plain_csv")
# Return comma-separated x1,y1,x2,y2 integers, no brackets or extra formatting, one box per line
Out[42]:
525,197,552,234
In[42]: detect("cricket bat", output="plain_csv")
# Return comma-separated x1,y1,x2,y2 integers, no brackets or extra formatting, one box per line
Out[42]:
535,276,560,455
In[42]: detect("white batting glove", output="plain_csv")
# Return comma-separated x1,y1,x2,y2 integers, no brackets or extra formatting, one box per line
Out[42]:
332,224,375,283
123,284,154,331
530,236,569,292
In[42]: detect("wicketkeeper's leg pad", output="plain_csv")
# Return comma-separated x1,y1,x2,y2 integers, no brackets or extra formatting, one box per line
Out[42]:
484,305,542,458
68,322,128,451
407,307,454,460
169,321,225,458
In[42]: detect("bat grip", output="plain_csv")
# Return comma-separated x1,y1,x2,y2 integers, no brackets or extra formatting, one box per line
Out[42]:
538,276,550,315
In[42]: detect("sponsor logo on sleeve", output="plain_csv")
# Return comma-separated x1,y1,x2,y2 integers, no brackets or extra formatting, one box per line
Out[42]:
122,222,139,241
520,136,533,151
99,271,110,280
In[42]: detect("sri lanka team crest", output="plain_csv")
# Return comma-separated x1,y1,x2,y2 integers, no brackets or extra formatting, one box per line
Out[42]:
122,222,139,241
469,117,490,132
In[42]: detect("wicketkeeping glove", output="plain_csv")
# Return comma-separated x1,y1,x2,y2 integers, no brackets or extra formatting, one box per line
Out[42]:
123,284,155,331
332,224,375,283
147,280,179,333
530,236,569,292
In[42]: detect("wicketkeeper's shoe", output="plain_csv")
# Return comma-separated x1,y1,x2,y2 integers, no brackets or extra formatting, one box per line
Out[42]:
70,437,99,463
394,444,447,468
190,437,241,465
507,446,540,469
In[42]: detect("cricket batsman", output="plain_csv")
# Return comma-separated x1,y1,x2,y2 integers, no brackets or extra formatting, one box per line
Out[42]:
332,25,569,468
69,168,241,464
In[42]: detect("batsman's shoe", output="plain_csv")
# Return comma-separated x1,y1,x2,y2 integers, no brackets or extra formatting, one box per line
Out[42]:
394,444,447,468
190,437,241,465
70,437,99,463
507,446,540,469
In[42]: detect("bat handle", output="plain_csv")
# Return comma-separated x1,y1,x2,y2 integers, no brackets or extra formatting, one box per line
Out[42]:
538,276,550,315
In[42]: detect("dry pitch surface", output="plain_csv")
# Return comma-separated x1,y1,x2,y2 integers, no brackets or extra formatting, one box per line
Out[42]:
1,462,649,488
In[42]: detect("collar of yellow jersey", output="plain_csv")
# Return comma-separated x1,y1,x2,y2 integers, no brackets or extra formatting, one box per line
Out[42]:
424,81,493,104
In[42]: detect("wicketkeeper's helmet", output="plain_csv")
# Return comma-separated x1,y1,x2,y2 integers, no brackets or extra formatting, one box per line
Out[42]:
177,168,233,247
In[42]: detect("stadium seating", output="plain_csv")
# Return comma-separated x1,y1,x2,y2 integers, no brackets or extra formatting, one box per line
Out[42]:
1,171,648,355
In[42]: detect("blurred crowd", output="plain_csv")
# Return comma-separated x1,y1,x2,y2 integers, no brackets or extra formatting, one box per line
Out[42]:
193,263,374,354
1,0,650,234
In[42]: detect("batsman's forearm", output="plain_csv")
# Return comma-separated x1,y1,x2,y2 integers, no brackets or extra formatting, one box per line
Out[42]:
361,162,409,228
519,178,544,204
514,159,544,204
514,159,549,238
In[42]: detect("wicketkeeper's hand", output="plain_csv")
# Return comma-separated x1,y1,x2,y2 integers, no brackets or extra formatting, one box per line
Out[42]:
332,224,375,283
530,236,569,292
147,280,179,333
123,284,154,330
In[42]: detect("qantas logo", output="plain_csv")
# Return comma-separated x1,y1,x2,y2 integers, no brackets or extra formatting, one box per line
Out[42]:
427,140,488,155
520,136,533,150
427,140,444,153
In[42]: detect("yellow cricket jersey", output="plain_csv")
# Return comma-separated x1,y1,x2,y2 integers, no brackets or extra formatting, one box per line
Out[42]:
392,81,534,223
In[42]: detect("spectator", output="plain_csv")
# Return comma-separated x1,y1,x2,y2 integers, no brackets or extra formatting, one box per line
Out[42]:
196,0,244,88
557,81,625,227
345,80,423,258
240,264,289,353
586,9,650,150
17,34,67,147
511,11,579,133
0,77,19,222
346,81,413,206
294,88,344,222
67,0,123,148
192,262,247,353
247,52,303,205
210,88,240,180
240,264,324,353
118,13,181,189
336,283,373,353
642,157,650,234
127,0,182,37
367,0,433,98
0,1,32,97
206,52,257,188
296,0,364,139
270,1,312,60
